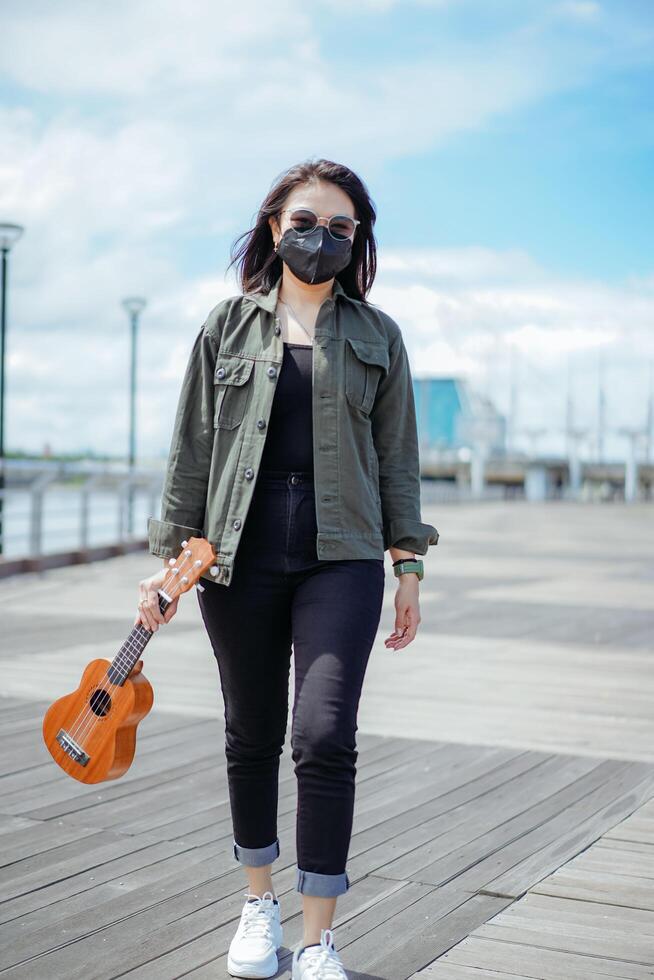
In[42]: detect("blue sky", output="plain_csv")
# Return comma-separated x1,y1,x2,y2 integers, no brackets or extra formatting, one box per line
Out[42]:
382,69,653,281
0,0,653,460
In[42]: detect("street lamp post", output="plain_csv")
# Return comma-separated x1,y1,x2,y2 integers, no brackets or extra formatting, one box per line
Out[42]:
0,223,24,556
121,296,147,536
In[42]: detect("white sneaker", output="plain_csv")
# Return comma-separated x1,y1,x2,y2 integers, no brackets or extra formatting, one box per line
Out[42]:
227,890,283,979
292,928,348,979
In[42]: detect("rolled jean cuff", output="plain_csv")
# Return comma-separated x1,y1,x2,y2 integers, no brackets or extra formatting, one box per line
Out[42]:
233,837,280,867
296,867,351,897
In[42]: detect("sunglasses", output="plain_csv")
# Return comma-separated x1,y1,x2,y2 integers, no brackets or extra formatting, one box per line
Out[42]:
279,208,360,242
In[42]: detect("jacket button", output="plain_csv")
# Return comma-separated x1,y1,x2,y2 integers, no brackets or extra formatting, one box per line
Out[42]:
244,467,254,480
257,419,266,429
233,518,242,530
274,324,281,335
216,366,226,379
267,366,277,378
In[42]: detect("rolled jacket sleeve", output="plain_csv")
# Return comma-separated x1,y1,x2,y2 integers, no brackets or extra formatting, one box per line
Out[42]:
370,325,439,555
148,324,218,559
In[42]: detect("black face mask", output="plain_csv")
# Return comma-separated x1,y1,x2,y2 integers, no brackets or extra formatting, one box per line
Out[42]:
276,225,352,285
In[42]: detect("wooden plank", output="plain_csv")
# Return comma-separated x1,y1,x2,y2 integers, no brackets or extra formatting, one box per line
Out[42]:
0,708,210,791
55,733,438,836
0,820,101,869
2,732,608,976
568,842,654,878
0,815,38,836
2,720,388,820
414,966,533,980
485,771,654,897
137,742,498,847
0,841,233,935
0,700,48,729
355,749,547,841
342,887,512,980
348,754,603,886
508,889,654,932
432,936,653,980
74,880,456,980
0,839,253,947
473,918,654,962
0,829,189,905
533,868,654,911
1,745,223,810
417,793,654,979
0,866,406,978
1,722,224,816
381,760,651,899
0,836,216,926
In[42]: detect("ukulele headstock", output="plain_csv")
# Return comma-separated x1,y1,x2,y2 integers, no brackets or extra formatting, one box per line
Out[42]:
164,537,217,597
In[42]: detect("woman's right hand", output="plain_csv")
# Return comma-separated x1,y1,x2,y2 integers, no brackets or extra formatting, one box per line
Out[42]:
135,566,180,632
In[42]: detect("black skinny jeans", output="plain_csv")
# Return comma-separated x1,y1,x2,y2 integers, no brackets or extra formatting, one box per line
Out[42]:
197,468,386,897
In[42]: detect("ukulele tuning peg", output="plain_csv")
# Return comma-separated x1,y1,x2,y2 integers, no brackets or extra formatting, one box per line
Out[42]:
168,558,176,567
210,566,219,576
196,583,205,593
181,539,188,547
181,575,189,584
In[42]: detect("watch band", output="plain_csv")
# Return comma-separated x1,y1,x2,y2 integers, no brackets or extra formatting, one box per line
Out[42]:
393,558,424,581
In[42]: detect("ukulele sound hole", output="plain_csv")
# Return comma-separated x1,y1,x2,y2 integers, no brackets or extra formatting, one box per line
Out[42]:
90,689,112,717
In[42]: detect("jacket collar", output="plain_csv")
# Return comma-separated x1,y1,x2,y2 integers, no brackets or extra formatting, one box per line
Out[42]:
244,274,348,312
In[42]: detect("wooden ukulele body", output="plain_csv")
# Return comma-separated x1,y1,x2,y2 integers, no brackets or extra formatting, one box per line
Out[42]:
42,658,154,784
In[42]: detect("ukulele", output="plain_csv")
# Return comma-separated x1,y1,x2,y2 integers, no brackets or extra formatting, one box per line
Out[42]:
42,537,218,784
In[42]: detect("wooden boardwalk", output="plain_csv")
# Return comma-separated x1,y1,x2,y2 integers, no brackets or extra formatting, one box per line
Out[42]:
423,799,654,979
1,499,653,977
2,697,653,978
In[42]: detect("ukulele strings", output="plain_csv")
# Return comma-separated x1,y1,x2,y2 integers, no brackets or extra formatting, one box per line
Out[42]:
65,554,197,750
65,555,192,750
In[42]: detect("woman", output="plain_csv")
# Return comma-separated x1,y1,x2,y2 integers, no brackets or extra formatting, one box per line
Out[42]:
136,158,439,979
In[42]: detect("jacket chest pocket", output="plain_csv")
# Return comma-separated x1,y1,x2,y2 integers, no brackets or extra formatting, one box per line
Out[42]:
214,353,255,429
344,337,390,415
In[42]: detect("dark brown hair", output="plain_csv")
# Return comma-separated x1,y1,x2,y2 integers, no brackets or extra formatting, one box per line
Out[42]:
227,158,377,302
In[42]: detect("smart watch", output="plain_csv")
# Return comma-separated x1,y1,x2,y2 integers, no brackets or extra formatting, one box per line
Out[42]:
392,558,424,581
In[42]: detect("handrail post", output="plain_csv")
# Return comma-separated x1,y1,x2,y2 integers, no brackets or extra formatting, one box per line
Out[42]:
28,470,58,557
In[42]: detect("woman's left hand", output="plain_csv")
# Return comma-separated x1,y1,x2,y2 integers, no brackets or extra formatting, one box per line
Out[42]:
384,575,421,651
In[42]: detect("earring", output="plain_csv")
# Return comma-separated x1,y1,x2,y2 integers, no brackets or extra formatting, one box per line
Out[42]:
273,240,279,252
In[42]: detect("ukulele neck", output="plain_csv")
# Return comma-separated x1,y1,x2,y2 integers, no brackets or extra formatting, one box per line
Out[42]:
106,592,170,685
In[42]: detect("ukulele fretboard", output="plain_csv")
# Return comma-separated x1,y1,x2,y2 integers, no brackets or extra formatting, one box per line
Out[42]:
107,593,170,685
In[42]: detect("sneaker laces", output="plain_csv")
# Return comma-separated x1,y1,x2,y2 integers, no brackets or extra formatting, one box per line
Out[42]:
240,890,277,941
300,928,346,978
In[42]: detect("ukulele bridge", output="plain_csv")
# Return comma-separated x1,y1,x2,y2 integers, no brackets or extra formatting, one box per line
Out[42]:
56,729,90,767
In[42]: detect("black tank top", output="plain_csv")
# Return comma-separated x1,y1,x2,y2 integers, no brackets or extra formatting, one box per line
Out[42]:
259,342,314,474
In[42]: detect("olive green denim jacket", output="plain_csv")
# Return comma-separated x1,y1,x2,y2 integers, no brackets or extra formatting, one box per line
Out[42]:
147,274,439,585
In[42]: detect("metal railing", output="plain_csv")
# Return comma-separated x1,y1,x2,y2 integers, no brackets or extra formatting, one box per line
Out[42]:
0,459,164,561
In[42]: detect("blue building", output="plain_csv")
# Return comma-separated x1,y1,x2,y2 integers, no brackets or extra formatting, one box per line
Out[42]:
413,377,506,455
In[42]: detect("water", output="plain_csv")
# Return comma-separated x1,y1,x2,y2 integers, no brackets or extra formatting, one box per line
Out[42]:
0,489,159,559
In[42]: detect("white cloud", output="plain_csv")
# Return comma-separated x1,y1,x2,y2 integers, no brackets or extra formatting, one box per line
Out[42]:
555,1,602,22
378,247,544,284
1,0,652,461
507,322,618,357
368,248,654,459
0,0,310,97
6,243,653,462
